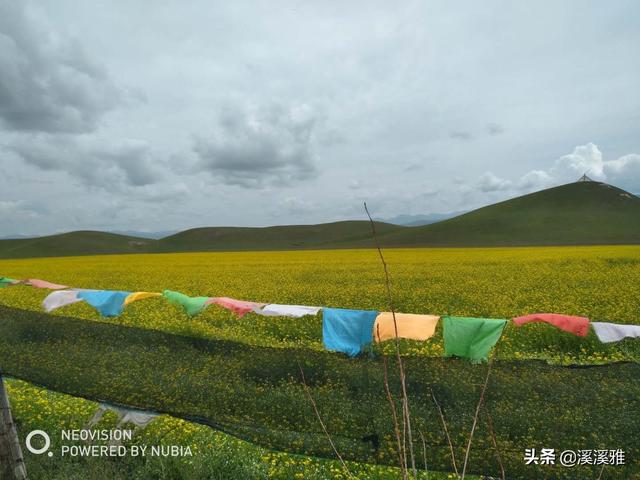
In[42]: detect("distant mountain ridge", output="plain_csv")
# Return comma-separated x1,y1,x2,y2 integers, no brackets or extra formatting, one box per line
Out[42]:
110,230,180,240
1,181,639,259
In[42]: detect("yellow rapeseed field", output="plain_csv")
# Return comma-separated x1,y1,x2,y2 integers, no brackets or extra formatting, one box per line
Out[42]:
1,245,639,364
2,246,639,479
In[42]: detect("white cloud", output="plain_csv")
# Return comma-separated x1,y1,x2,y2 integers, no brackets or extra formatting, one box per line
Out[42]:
477,172,512,192
473,143,640,198
549,143,606,181
604,154,640,191
516,170,554,190
540,143,640,191
191,103,319,188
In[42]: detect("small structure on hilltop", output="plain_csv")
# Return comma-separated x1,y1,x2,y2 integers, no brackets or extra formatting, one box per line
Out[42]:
577,173,594,182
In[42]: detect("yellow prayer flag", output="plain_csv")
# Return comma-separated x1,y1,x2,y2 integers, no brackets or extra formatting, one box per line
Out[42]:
124,291,162,306
373,312,440,342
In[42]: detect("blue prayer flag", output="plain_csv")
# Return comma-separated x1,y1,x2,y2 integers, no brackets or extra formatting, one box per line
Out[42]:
78,290,132,317
322,308,378,357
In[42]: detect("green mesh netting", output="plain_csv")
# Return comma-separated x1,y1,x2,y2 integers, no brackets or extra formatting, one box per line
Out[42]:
0,305,638,479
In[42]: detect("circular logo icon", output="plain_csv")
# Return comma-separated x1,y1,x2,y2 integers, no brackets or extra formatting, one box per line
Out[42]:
25,430,51,456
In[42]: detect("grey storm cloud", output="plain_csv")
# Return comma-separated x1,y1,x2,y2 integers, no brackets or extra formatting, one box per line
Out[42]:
192,104,319,188
451,124,504,141
8,135,161,189
449,131,473,141
487,123,504,135
0,1,122,133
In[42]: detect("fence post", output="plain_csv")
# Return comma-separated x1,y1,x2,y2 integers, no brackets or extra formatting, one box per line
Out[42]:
0,374,28,480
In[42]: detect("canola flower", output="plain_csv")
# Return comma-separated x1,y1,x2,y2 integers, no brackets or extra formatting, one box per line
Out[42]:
1,246,640,479
0,245,638,364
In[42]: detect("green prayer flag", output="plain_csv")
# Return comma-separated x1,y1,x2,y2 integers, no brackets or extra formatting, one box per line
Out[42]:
443,316,507,364
163,290,210,316
0,277,18,288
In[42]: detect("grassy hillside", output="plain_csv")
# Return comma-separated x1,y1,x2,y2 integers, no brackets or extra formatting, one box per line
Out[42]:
379,181,640,247
0,221,402,258
0,231,154,258
157,220,403,252
1,181,639,258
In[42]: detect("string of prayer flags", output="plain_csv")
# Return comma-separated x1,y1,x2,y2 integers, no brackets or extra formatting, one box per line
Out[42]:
512,313,590,337
443,316,507,364
322,308,378,357
5,273,640,359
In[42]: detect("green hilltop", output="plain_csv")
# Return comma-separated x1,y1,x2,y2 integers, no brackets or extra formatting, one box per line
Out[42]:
376,181,640,247
1,181,639,259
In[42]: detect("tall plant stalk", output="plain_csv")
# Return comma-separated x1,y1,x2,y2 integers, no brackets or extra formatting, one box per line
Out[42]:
461,359,493,479
298,362,354,479
484,406,505,480
379,325,408,476
418,430,430,478
365,202,417,478
431,391,459,476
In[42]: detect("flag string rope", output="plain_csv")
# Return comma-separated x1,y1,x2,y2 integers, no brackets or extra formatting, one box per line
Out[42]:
1,275,639,357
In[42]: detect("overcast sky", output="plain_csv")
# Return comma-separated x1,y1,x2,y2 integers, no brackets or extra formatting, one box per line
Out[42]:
1,0,639,236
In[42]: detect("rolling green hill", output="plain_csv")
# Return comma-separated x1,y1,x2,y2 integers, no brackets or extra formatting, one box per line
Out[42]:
0,231,154,259
1,181,639,258
157,221,403,252
0,221,403,258
378,181,640,247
